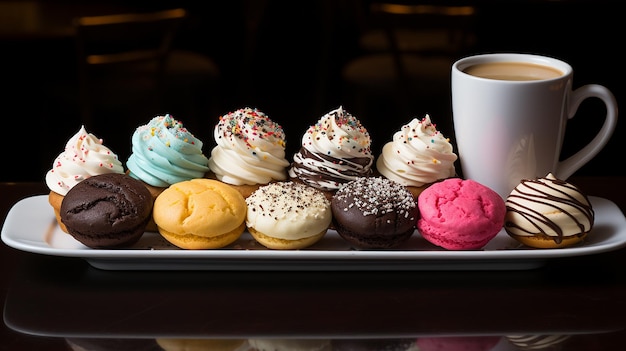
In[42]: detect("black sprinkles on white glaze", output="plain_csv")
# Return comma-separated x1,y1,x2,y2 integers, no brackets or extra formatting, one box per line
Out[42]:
246,181,330,220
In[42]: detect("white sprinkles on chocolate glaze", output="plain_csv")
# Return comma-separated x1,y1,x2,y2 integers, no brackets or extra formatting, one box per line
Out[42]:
335,177,416,220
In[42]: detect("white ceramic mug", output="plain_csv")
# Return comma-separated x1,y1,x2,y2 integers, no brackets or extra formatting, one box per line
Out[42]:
451,53,618,199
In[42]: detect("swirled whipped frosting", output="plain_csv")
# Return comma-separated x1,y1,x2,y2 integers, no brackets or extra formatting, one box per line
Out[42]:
45,125,124,195
126,114,210,187
504,173,594,244
376,115,457,187
208,107,289,185
288,106,374,191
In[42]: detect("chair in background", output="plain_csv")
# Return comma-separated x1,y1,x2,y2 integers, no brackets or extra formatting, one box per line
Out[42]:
74,8,219,133
67,8,220,156
341,1,477,149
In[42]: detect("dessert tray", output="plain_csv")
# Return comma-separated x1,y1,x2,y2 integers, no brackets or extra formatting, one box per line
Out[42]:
2,195,626,271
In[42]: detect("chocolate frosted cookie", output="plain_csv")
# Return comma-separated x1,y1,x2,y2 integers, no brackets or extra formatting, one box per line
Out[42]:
331,176,418,249
60,173,153,248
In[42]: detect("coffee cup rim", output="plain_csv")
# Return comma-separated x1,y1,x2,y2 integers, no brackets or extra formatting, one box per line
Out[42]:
453,53,572,80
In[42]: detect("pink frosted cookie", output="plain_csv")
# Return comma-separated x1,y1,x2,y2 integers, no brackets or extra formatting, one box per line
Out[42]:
417,178,505,250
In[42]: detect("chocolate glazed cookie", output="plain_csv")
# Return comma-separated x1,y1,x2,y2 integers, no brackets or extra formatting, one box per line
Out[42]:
331,177,418,249
60,173,152,248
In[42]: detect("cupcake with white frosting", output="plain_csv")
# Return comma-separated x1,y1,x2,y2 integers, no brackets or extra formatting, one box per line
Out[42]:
207,107,290,198
289,106,374,200
376,114,458,200
45,125,124,233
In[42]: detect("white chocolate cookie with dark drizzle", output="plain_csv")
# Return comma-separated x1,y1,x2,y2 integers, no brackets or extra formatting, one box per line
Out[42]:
504,173,594,248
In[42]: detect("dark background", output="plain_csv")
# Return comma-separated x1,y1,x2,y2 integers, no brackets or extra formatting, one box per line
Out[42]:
2,0,622,182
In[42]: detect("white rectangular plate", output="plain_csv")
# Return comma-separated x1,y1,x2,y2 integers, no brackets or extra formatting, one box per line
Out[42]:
3,195,626,270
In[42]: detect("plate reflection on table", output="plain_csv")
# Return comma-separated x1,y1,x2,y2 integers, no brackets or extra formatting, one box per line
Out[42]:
4,252,625,350
60,334,597,351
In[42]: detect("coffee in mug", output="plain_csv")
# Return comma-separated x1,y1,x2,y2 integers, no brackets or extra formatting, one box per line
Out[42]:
462,61,563,81
451,53,618,199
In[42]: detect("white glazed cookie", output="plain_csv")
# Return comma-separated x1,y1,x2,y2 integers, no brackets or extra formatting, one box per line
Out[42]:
245,181,332,249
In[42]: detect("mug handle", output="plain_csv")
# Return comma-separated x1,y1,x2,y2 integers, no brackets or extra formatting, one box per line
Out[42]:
557,84,618,179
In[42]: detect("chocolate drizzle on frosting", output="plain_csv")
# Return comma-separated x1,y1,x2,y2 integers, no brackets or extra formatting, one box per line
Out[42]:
504,173,594,244
290,147,373,191
288,106,374,191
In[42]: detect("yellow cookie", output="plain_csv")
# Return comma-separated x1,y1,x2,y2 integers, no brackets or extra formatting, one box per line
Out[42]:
153,179,247,249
